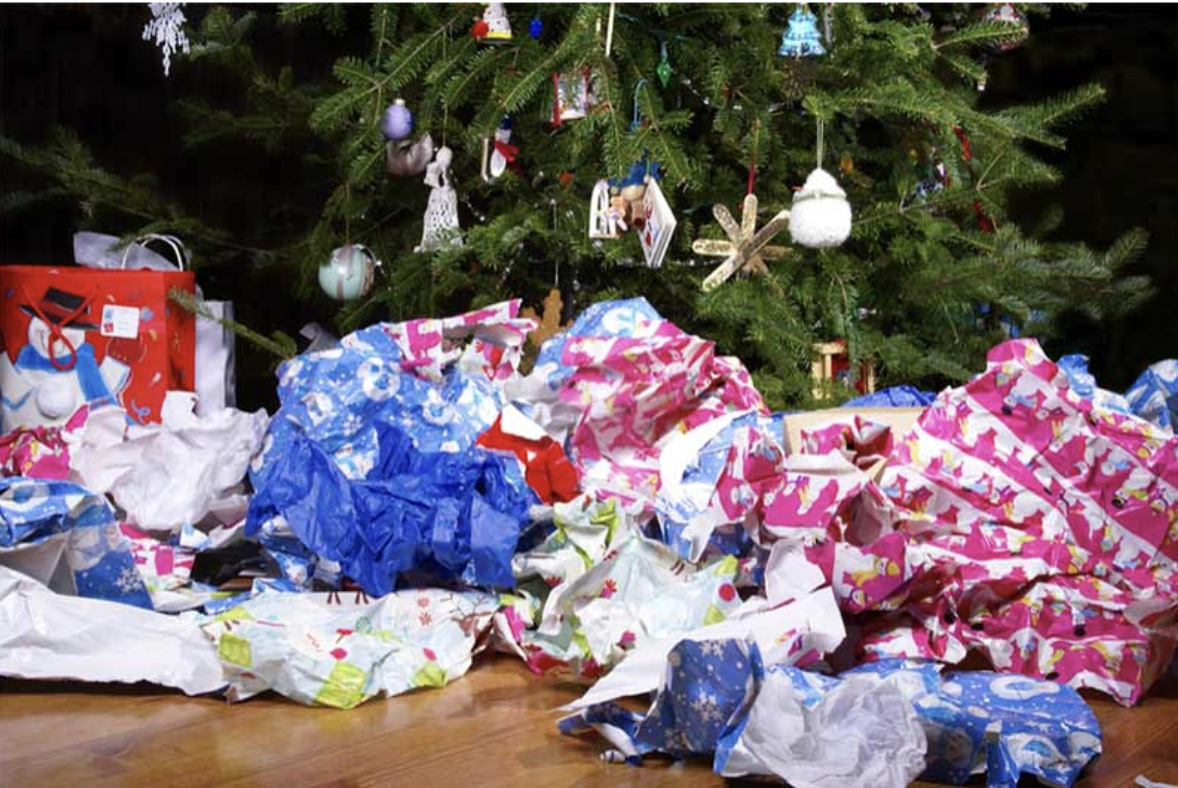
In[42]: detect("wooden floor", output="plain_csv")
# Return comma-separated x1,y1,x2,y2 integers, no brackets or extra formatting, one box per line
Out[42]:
1,656,1176,788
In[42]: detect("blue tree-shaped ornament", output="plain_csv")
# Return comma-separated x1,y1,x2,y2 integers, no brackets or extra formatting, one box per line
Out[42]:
779,4,826,58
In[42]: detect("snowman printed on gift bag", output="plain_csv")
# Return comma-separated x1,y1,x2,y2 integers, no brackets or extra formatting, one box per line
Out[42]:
0,286,131,429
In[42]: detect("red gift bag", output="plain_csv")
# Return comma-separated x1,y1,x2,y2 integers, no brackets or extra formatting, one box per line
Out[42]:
0,265,196,431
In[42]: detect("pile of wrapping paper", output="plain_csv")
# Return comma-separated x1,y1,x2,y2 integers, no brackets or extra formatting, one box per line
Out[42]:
3,297,1177,788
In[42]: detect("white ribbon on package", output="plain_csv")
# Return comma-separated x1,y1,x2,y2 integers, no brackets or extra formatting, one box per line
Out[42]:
68,391,268,531
0,565,225,695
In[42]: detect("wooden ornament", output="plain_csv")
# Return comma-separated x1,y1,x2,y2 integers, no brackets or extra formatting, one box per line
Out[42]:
520,288,570,350
694,193,790,292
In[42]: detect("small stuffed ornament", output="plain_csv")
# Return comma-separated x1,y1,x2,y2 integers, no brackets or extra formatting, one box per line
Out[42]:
981,3,1029,51
318,244,379,301
416,146,463,252
480,117,517,182
475,3,512,43
789,168,851,248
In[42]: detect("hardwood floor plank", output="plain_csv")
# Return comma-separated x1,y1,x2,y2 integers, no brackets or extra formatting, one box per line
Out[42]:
2,656,1175,788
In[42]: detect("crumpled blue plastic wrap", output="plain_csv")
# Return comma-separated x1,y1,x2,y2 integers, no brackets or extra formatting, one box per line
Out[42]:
843,385,936,408
269,343,503,481
247,421,535,596
562,638,1101,788
1125,359,1178,430
0,477,152,609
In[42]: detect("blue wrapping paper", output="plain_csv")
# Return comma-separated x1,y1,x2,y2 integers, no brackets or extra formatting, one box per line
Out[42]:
1125,359,1178,430
0,477,152,609
562,638,1102,788
247,422,535,596
843,385,936,408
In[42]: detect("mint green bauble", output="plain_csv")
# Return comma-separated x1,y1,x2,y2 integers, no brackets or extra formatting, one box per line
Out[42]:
318,244,378,301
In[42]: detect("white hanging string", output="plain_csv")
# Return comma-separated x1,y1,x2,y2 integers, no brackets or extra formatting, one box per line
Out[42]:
816,117,825,170
605,2,616,57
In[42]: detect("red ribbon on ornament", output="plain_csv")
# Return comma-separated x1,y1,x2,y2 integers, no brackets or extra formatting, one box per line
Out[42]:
494,139,523,175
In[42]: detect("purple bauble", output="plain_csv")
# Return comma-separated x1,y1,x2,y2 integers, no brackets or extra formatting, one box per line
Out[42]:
381,99,414,141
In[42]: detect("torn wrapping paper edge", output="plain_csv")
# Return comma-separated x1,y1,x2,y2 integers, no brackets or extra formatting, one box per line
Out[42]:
476,404,579,504
200,587,498,708
0,405,89,480
0,565,225,695
68,391,268,532
0,533,74,593
564,586,845,711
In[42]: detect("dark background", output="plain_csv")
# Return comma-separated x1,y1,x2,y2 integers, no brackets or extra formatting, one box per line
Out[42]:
1,4,1175,411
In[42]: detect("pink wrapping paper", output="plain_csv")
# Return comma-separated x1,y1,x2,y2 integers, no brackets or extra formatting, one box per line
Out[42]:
556,316,766,503
0,406,89,479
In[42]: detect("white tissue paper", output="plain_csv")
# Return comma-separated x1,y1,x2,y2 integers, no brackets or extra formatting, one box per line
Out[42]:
0,565,225,695
718,670,928,788
68,392,268,532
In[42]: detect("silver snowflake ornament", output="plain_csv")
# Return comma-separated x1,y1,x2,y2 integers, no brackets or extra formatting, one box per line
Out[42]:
143,2,191,76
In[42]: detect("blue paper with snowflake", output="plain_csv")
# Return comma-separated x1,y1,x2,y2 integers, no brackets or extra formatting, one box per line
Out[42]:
0,477,152,609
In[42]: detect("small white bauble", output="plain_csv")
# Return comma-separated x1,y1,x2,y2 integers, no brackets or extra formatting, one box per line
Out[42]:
318,244,379,301
35,380,77,419
789,167,852,249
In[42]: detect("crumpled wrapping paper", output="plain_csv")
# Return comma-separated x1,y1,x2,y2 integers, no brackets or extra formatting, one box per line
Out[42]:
267,301,533,481
0,406,89,480
517,529,743,676
0,477,152,608
831,340,1178,704
1125,359,1178,430
523,298,766,504
0,565,224,694
247,422,535,596
68,392,267,532
200,586,498,708
476,404,579,503
564,636,1100,788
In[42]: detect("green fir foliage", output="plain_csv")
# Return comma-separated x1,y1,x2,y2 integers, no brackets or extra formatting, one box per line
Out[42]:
0,3,1152,409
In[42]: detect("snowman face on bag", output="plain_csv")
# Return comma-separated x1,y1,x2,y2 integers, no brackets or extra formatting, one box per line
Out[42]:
27,316,88,362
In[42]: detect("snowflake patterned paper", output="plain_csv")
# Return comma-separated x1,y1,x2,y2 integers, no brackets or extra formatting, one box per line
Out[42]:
0,477,152,609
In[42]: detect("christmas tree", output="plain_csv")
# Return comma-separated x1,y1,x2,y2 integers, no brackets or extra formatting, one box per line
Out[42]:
0,3,1153,409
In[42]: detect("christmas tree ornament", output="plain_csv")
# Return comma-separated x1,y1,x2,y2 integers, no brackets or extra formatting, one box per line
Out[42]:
480,117,517,182
381,98,414,142
779,4,826,58
981,3,1029,52
638,178,677,268
519,288,571,351
589,180,627,239
695,193,790,291
142,2,190,76
790,168,851,248
656,40,673,88
416,146,463,252
476,3,512,44
386,133,435,178
528,13,543,40
318,244,379,301
552,69,596,125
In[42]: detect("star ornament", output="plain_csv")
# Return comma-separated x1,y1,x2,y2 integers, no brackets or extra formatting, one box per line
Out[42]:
694,193,790,292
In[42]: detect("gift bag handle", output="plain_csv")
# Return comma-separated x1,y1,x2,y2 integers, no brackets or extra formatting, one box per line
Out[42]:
19,285,97,371
119,233,189,271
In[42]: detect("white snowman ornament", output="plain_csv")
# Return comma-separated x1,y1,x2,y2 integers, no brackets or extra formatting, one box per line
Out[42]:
0,287,130,430
789,168,852,249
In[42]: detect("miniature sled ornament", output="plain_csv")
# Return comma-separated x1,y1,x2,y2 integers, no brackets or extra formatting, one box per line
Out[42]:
695,193,790,292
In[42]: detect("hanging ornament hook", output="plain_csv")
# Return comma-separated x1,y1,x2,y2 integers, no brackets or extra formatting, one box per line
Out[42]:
605,2,616,58
632,78,648,131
